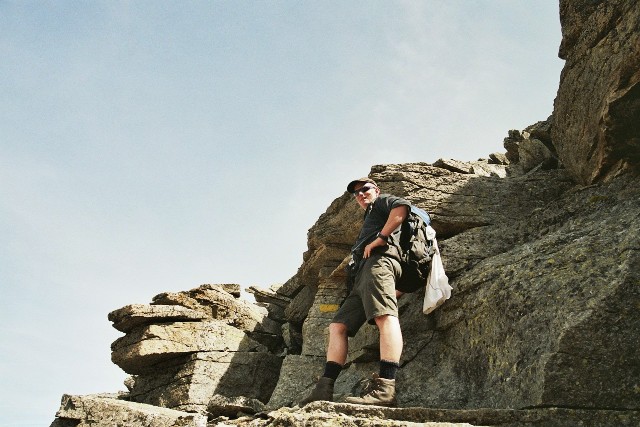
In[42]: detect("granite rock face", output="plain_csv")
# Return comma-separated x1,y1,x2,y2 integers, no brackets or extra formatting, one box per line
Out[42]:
268,162,640,414
552,0,640,184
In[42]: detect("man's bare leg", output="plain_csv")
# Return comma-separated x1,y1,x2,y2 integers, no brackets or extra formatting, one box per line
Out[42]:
375,314,402,362
327,321,349,365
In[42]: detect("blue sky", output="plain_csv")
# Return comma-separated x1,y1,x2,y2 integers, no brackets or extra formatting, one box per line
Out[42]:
0,2,563,425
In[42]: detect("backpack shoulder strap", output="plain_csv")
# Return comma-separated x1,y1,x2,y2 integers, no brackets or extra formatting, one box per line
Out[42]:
410,205,431,225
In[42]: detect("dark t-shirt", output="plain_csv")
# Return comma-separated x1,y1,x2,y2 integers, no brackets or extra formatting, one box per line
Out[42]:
351,194,410,259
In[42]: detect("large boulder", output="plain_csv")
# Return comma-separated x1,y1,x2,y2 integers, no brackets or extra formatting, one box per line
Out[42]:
398,173,640,410
552,0,640,184
151,284,283,351
111,320,266,374
126,351,281,415
106,284,285,417
108,304,207,333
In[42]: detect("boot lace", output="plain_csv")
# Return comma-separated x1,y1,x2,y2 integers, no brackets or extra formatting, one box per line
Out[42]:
355,373,380,397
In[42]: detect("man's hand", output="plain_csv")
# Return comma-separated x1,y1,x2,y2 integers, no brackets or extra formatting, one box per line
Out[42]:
363,237,386,258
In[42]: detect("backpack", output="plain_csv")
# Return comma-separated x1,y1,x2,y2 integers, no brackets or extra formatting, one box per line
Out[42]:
396,205,436,293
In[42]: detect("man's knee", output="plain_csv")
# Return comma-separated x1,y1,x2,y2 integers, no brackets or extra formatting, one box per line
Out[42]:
374,314,399,328
329,322,348,337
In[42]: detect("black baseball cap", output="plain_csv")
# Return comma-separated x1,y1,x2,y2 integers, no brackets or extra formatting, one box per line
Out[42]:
347,177,378,193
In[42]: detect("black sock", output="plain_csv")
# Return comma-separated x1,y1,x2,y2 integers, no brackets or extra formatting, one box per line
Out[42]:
379,360,400,380
323,361,343,380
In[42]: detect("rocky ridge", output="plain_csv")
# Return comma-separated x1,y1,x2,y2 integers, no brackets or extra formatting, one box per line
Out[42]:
50,1,639,426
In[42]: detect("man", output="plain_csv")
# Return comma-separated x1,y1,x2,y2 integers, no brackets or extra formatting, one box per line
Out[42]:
300,177,410,407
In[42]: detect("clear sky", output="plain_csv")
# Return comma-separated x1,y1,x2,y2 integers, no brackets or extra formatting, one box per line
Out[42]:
0,2,564,426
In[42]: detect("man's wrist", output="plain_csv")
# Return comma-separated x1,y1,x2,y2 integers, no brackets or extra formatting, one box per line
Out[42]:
377,232,389,242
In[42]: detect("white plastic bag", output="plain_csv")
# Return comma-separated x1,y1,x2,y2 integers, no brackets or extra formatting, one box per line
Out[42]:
423,239,452,314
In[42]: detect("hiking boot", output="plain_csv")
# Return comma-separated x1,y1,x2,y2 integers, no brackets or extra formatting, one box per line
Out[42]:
299,376,335,406
344,374,397,406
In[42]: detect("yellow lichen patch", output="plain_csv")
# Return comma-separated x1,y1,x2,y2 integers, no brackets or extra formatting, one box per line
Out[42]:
319,304,340,313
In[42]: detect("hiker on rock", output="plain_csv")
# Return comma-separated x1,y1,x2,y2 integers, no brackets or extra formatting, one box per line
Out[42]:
300,177,410,407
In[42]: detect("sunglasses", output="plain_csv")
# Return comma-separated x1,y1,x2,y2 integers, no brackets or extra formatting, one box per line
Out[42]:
352,185,376,195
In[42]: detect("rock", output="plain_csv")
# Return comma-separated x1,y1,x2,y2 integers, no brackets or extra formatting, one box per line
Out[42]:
108,304,207,333
51,394,640,427
300,283,347,357
266,355,325,409
469,161,508,178
246,285,290,307
434,158,509,178
523,117,554,149
105,282,287,419
152,285,280,334
246,285,290,322
383,163,573,240
280,322,302,354
278,193,361,315
518,138,557,172
488,152,509,165
553,0,640,184
207,395,265,418
270,163,640,412
151,284,283,351
433,158,474,174
127,352,281,414
203,283,242,298
111,320,266,374
503,129,524,163
216,402,640,427
499,117,559,175
50,394,206,427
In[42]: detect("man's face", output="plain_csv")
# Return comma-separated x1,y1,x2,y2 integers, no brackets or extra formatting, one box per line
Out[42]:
353,182,379,209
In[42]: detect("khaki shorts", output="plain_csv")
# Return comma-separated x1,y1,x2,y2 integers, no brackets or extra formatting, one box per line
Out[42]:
332,254,401,337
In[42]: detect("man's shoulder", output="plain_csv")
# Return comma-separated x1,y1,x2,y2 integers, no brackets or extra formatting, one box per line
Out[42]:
379,193,411,205
372,194,410,215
